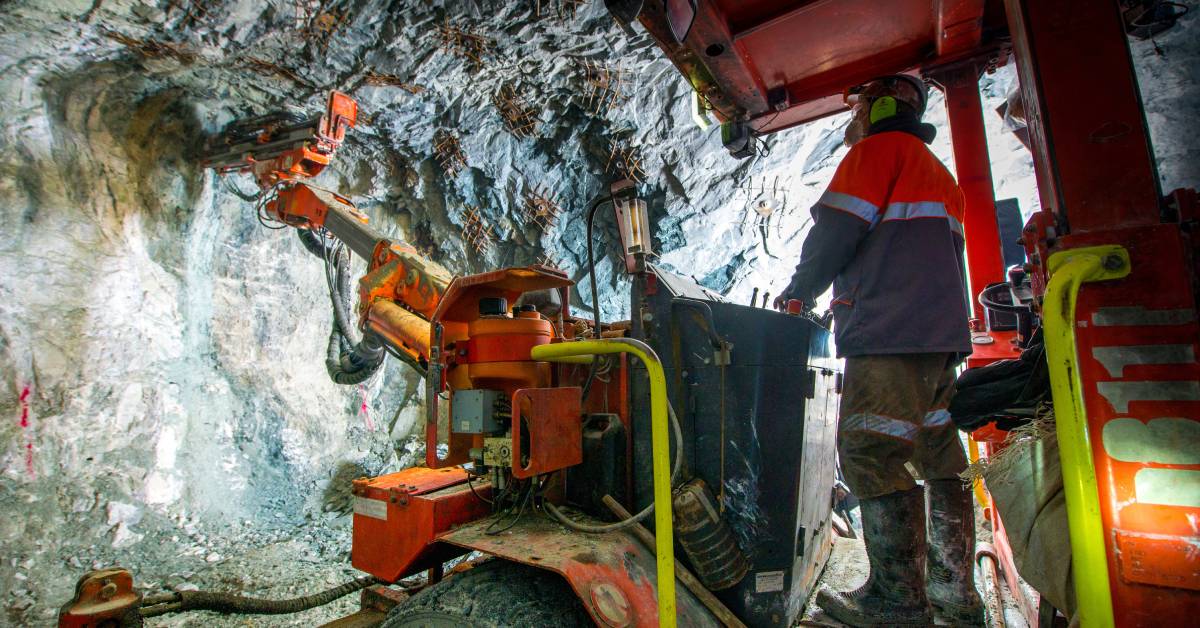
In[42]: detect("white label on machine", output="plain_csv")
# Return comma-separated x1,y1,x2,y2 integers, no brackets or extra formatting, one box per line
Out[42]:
353,496,388,520
755,570,785,593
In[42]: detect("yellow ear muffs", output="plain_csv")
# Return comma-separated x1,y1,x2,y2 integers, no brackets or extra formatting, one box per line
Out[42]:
869,96,898,124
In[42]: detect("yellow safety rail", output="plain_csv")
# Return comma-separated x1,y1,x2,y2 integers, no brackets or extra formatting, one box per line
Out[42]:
1043,245,1129,628
531,338,677,628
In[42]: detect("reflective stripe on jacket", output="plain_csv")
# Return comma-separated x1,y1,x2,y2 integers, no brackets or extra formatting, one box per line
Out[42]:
787,131,971,357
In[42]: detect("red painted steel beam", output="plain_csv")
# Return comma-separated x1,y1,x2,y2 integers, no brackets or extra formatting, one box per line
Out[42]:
693,1,771,113
1003,0,1162,233
729,0,832,40
935,0,986,56
939,67,1006,319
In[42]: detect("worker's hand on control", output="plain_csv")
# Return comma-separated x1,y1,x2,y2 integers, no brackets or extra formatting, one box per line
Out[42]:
773,279,806,311
772,292,796,312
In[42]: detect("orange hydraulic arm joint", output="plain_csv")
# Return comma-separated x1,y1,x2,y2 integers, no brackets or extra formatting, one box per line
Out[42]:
358,239,453,368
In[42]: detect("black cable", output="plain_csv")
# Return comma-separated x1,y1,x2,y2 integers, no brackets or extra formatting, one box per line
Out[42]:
585,194,613,340
383,344,427,376
297,228,336,259
489,477,514,513
486,479,534,536
466,472,493,505
326,237,359,345
319,232,355,354
314,224,385,385
581,193,613,401
254,185,289,230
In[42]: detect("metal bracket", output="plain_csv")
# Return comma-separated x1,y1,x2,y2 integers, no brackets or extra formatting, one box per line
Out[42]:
714,341,732,366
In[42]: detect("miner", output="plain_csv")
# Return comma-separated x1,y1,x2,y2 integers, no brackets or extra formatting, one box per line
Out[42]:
773,74,983,626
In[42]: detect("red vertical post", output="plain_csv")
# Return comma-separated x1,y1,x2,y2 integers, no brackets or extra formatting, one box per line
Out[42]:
1001,1,1200,623
939,67,1005,321
1004,0,1161,231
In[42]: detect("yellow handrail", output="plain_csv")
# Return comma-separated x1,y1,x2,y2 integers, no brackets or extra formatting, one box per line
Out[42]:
531,338,677,628
1043,245,1129,628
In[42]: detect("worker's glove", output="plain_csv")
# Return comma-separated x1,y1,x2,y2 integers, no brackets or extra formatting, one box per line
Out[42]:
772,279,807,312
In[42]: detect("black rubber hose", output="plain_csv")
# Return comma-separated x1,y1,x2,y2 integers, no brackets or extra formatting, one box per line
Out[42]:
305,227,360,347
300,228,385,384
671,298,723,349
329,243,361,345
585,194,613,341
297,228,334,259
581,193,613,402
324,244,385,384
326,328,386,385
139,576,380,618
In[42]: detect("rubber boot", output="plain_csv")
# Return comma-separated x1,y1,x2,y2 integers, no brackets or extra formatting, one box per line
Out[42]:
926,479,985,626
817,487,933,626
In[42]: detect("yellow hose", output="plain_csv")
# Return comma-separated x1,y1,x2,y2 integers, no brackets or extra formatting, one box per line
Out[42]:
531,339,677,628
1043,245,1129,628
966,436,990,512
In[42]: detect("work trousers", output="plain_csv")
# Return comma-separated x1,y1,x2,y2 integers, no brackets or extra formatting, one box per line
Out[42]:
838,353,969,499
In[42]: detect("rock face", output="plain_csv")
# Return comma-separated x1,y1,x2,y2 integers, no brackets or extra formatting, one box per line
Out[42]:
0,0,1195,624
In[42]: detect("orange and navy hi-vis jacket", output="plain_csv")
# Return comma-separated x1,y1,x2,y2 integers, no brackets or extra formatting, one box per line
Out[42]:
787,130,972,357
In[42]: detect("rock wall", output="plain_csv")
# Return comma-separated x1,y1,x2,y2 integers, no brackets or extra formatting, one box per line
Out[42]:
0,0,1195,624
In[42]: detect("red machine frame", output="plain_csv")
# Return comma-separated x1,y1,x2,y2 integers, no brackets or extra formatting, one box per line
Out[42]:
62,2,1197,626
635,0,1199,625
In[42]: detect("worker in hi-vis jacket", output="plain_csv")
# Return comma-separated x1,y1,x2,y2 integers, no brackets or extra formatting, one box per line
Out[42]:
774,74,983,626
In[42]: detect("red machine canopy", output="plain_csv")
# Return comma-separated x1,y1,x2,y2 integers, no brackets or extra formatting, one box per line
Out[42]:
634,0,1010,134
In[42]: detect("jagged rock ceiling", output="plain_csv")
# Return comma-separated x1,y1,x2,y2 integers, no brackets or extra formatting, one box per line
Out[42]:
0,0,1195,624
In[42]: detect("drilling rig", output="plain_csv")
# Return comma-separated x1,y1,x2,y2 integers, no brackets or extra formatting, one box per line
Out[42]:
60,1,1199,626
61,82,840,626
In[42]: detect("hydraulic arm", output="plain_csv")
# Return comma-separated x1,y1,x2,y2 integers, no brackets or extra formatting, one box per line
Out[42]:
202,91,452,376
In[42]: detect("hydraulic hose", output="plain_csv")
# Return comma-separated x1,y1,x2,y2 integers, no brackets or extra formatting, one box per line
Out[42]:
329,238,361,346
139,576,380,618
301,228,360,346
297,228,335,259
581,193,613,401
585,193,613,340
326,328,386,385
532,337,679,628
321,233,385,385
542,401,683,533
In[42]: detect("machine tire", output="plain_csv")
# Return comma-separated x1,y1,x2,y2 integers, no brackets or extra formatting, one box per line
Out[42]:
382,559,593,628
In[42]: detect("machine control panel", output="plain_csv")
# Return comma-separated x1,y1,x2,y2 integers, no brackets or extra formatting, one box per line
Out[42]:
452,389,506,434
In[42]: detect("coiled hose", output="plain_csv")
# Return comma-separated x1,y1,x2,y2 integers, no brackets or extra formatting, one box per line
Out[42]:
543,401,684,533
300,229,386,385
139,576,381,618
326,328,386,385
